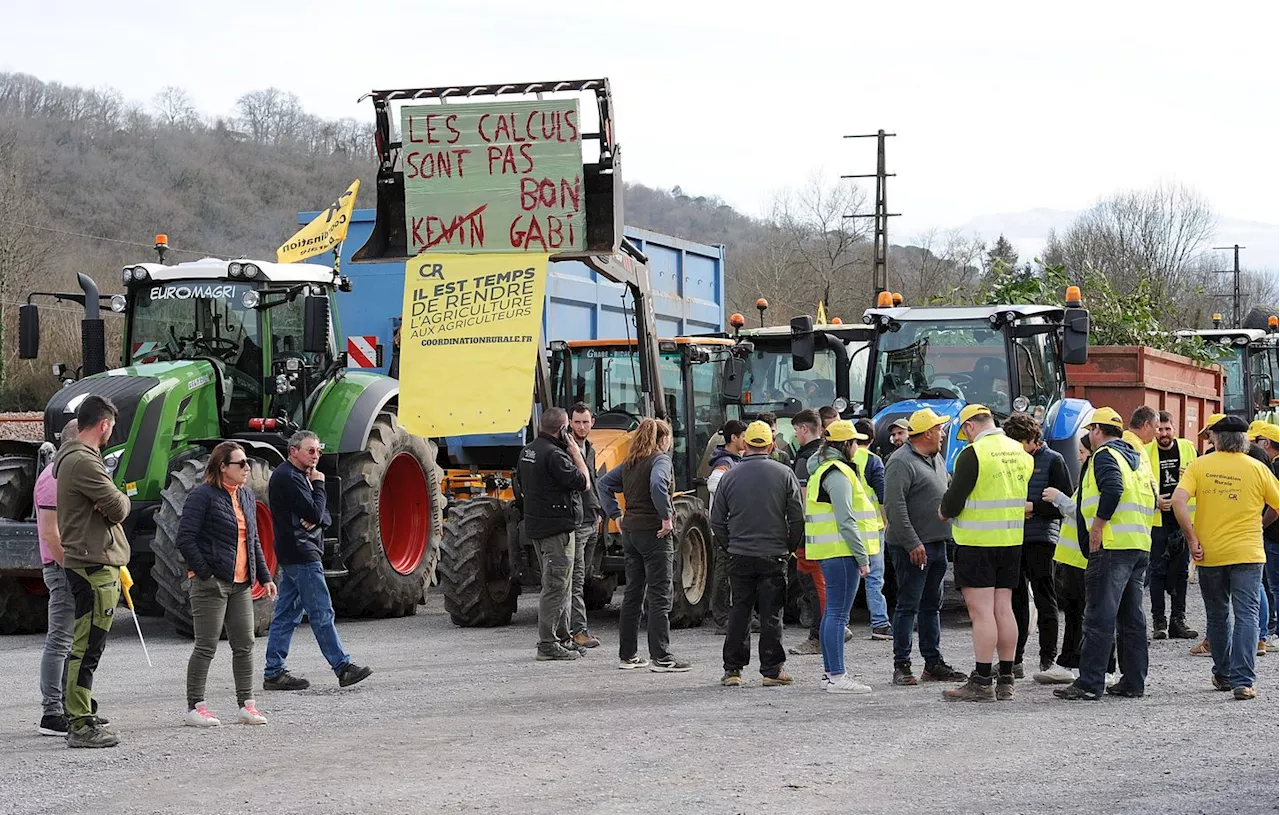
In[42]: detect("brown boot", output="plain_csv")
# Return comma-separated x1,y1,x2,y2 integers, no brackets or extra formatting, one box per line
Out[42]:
995,674,1016,701
943,673,996,702
1189,637,1211,656
763,671,794,687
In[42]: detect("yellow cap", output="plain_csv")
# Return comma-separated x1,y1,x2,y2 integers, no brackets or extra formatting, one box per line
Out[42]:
824,419,867,443
1088,407,1125,430
907,408,950,435
744,420,774,446
1199,413,1227,436
1248,421,1280,444
955,404,993,441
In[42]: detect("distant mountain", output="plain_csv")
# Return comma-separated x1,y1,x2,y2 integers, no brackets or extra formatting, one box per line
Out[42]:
951,208,1279,272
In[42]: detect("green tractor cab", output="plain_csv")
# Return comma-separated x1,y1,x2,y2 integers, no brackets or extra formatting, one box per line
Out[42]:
1,255,442,636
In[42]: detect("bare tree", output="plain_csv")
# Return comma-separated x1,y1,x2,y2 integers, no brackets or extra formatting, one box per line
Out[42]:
152,86,198,128
0,133,45,389
894,228,986,304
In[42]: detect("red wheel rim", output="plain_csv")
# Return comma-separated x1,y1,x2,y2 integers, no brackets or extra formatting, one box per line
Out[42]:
252,501,277,600
379,452,430,575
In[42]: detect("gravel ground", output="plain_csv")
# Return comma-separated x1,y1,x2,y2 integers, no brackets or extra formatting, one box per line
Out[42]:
0,593,1275,815
0,413,44,441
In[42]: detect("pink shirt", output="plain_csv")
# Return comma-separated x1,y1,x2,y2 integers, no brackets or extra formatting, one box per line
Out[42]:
34,465,57,564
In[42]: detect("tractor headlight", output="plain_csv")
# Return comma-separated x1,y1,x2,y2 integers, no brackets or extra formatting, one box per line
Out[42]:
1234,336,1249,346
241,290,261,309
241,263,260,279
122,267,134,283
131,266,149,282
832,397,849,413
1013,396,1030,413
228,262,243,278
102,449,124,477
110,295,127,313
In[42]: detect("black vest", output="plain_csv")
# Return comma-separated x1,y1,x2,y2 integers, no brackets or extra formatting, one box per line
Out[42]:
516,435,582,540
620,454,670,534
1023,444,1060,544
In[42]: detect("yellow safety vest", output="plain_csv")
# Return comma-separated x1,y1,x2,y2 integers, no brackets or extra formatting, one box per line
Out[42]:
1080,444,1157,551
1145,438,1197,520
852,446,885,533
952,431,1034,548
1053,498,1087,569
805,458,881,559
1123,431,1162,528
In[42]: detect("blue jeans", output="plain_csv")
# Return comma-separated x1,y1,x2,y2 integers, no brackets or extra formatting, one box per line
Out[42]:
864,550,890,629
1261,584,1270,644
1264,537,1278,636
889,541,948,668
819,557,861,676
1198,562,1263,689
264,561,351,679
1078,549,1148,695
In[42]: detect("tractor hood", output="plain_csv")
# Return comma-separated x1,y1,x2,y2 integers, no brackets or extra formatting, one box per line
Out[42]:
872,398,968,472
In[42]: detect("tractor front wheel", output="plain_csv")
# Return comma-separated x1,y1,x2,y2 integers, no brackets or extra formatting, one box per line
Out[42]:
440,497,520,627
332,412,442,618
668,495,711,629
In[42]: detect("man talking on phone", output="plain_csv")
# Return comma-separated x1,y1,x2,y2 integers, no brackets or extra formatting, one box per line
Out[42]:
516,408,591,662
263,431,372,691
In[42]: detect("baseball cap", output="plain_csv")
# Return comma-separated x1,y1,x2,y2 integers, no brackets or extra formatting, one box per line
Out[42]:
1199,413,1227,436
889,418,911,432
1248,420,1280,444
824,419,867,443
744,420,774,446
955,404,992,441
1087,407,1125,430
907,408,949,435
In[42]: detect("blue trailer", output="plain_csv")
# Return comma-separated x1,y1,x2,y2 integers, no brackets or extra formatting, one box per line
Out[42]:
301,208,727,464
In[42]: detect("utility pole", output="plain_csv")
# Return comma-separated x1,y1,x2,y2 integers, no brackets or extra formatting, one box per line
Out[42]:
843,130,899,301
1211,244,1245,328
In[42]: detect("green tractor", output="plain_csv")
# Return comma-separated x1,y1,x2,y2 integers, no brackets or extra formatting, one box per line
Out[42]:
1,251,443,636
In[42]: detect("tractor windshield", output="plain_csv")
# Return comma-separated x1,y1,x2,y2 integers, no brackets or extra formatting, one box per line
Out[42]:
871,319,1011,415
1251,341,1279,418
1211,346,1248,416
741,347,839,412
129,279,264,391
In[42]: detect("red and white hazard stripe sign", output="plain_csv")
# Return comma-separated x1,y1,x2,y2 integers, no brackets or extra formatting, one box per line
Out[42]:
346,336,380,368
132,342,161,363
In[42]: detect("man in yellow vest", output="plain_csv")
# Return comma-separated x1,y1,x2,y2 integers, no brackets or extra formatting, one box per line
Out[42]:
1145,410,1199,640
853,419,892,640
1054,407,1156,701
939,405,1034,702
1173,414,1279,700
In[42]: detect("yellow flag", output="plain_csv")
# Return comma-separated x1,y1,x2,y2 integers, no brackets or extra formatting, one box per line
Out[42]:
398,253,550,437
817,301,828,324
277,180,360,263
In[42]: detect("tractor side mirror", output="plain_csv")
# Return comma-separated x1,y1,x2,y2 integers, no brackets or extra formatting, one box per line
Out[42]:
791,315,815,372
1062,307,1089,365
19,304,40,359
302,296,330,355
721,356,746,403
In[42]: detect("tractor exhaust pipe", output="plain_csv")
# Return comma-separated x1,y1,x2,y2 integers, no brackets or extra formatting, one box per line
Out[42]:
77,273,107,376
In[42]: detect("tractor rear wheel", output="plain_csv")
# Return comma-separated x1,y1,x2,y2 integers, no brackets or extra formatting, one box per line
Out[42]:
152,455,279,637
440,497,520,627
0,454,36,520
332,412,442,618
668,495,711,629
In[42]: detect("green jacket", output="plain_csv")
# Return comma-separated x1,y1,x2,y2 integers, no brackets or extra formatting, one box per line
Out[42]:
52,440,131,569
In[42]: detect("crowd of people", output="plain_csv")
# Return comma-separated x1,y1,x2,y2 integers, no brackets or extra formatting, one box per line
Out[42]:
35,395,370,748
522,401,1280,702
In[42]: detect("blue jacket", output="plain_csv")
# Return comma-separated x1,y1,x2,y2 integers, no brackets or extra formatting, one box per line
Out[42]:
268,461,331,565
175,482,271,584
1023,444,1072,544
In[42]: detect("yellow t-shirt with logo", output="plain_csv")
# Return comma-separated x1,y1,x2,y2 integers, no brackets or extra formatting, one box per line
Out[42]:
1176,452,1280,566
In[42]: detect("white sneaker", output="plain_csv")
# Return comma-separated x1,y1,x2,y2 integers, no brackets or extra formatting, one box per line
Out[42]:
184,702,221,727
1033,664,1077,685
1106,672,1121,687
825,673,873,694
237,700,267,725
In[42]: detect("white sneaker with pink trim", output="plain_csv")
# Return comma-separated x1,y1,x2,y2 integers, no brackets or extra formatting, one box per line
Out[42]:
237,700,267,725
184,702,221,727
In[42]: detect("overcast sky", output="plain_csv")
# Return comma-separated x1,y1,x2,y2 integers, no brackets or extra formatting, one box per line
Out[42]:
4,0,1277,258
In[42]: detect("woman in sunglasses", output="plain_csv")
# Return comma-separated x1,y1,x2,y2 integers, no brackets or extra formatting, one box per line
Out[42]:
175,441,277,727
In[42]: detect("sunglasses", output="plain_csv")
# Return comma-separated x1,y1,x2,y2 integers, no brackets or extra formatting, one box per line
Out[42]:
225,459,250,469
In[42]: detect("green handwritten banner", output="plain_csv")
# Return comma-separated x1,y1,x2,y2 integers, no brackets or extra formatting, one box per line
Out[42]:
401,99,584,255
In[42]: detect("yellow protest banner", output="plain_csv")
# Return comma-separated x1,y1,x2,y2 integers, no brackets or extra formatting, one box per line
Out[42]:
277,180,360,263
397,253,550,437
817,301,828,324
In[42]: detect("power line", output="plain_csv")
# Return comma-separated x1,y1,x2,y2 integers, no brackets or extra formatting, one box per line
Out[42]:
7,220,235,258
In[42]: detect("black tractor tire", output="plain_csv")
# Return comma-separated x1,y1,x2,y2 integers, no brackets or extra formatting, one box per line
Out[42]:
151,455,279,638
0,575,47,634
124,554,164,617
582,525,617,610
440,497,520,627
332,412,443,619
0,454,36,521
668,495,712,629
